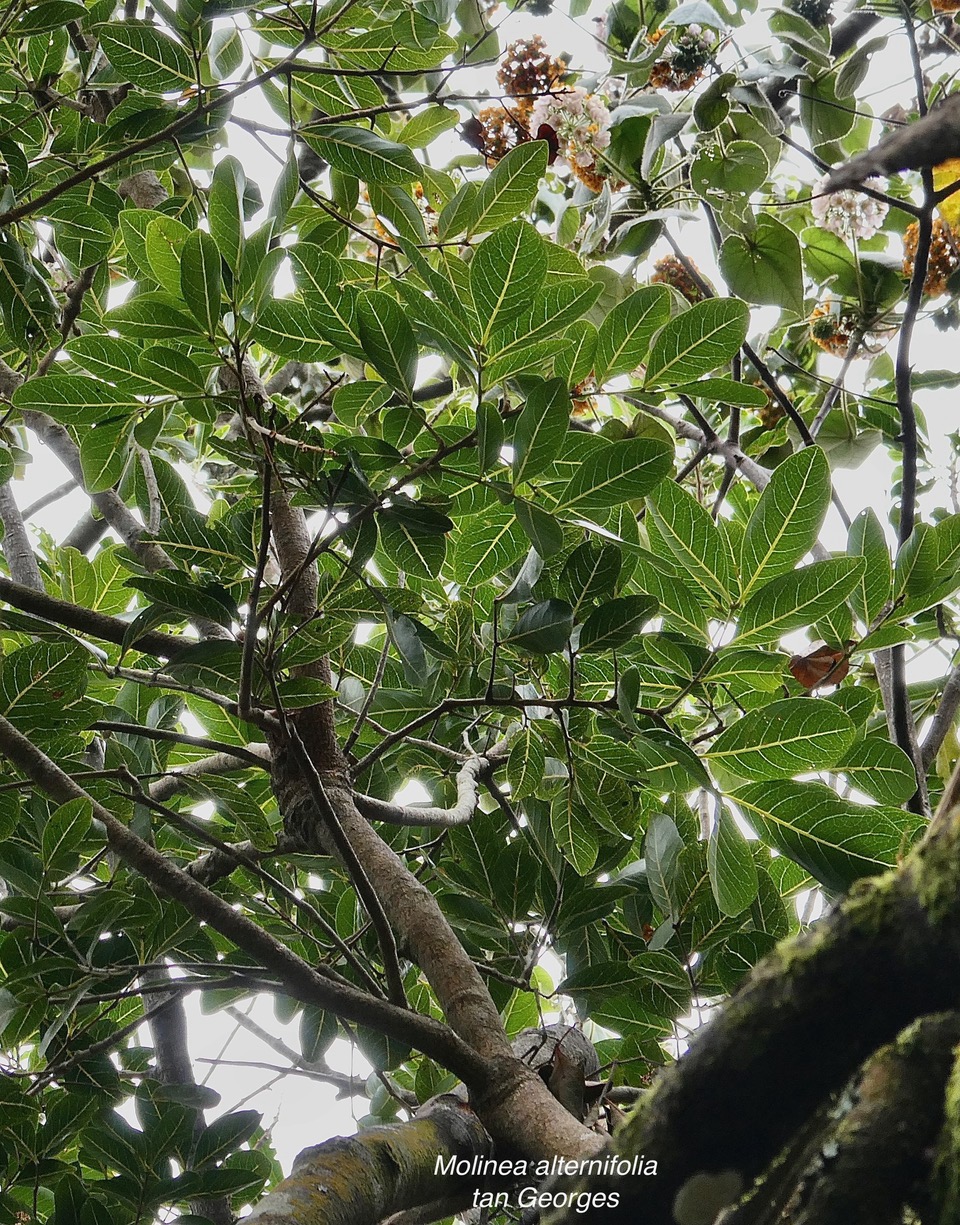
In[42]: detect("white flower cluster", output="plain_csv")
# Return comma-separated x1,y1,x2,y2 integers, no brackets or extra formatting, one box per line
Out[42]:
811,173,889,241
529,87,612,169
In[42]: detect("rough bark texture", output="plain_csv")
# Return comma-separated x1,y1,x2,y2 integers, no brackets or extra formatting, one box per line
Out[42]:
545,778,960,1224
789,1012,960,1225
826,94,960,189
0,482,44,590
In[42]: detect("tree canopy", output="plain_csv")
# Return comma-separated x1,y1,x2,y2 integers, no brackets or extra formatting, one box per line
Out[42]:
2,0,960,1222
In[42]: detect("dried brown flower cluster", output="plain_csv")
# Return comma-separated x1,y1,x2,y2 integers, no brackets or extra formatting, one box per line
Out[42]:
808,302,862,355
757,396,785,429
497,35,565,100
469,106,531,164
650,254,704,302
649,25,713,92
465,37,566,166
903,218,960,296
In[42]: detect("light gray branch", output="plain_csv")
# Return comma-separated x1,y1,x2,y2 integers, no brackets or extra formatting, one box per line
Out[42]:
0,482,45,590
353,742,509,828
922,662,960,769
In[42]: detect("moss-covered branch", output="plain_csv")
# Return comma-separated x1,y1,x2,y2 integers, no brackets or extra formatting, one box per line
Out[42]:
547,780,960,1223
245,1096,491,1225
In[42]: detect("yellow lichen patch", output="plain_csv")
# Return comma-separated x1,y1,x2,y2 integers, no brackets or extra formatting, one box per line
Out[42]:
934,158,960,230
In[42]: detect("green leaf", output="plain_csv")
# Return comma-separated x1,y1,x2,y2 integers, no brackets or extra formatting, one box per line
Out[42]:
145,214,191,296
377,522,443,579
12,375,139,425
560,541,622,615
180,229,222,337
491,278,602,357
668,377,769,407
289,245,365,359
708,809,759,916
552,793,599,874
799,73,855,149
467,141,549,236
646,480,735,604
691,140,770,197
505,599,574,654
514,501,564,559
837,737,917,805
193,1111,261,1167
208,156,246,273
707,697,855,784
594,286,671,382
356,290,418,397
50,207,114,270
507,727,546,800
645,814,683,916
733,780,919,894
645,298,749,387
106,294,204,341
512,378,570,485
8,1,87,34
96,21,195,93
42,798,92,869
470,220,547,345
451,509,527,585
138,345,207,396
555,438,672,513
0,642,87,731
736,557,866,646
740,448,831,602
847,508,892,626
79,425,131,493
66,335,145,391
301,124,421,185
577,596,657,653
399,106,459,148
719,215,804,315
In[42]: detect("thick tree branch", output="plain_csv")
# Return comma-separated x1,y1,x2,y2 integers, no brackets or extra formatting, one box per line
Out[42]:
788,1011,960,1225
245,1097,492,1225
0,573,187,657
0,713,487,1086
826,94,960,190
0,481,44,590
551,761,960,1223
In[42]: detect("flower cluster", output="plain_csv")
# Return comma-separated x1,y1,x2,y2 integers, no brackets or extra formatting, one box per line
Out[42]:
757,394,785,429
650,254,704,302
811,174,888,241
529,87,612,169
650,25,713,92
903,218,960,296
497,35,566,99
808,301,864,355
466,106,530,164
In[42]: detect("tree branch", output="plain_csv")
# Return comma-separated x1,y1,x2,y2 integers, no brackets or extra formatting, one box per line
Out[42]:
788,1011,960,1225
0,481,44,590
353,741,509,828
552,761,960,1223
244,1096,492,1225
0,713,487,1086
0,573,187,657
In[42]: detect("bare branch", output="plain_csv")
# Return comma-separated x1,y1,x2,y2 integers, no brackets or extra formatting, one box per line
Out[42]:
353,740,510,828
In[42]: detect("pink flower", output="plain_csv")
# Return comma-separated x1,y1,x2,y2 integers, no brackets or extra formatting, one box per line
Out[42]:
529,87,612,171
811,173,889,241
